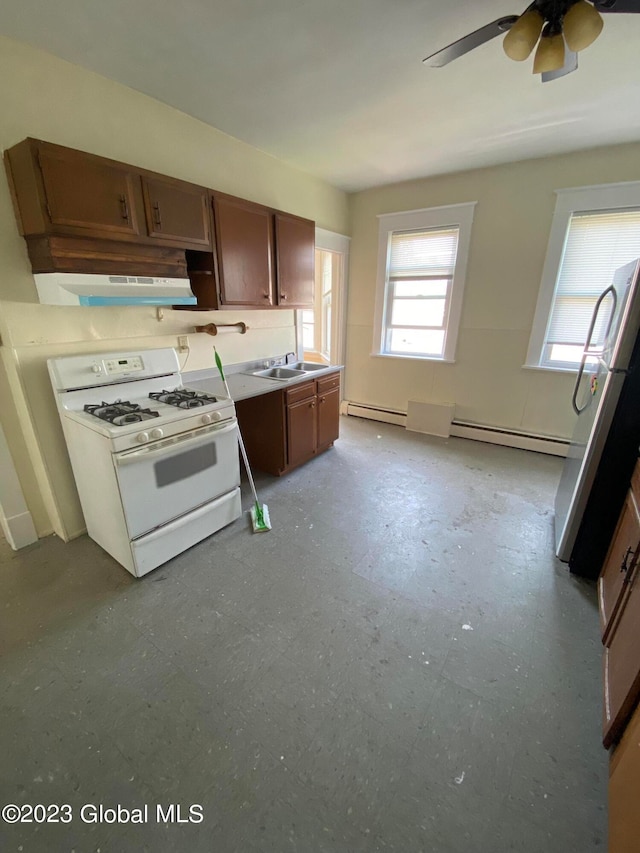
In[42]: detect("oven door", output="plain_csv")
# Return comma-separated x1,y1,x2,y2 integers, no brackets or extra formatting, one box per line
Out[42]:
114,420,240,539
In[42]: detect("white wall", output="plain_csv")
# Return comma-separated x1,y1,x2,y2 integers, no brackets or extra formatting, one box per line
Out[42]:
0,35,348,540
346,143,640,439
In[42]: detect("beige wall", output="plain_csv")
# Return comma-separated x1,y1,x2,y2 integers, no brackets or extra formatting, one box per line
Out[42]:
0,35,348,539
346,143,640,439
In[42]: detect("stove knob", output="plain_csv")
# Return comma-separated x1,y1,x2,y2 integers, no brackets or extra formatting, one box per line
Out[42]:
150,428,164,440
211,411,222,422
136,432,149,443
201,413,213,425
91,363,102,374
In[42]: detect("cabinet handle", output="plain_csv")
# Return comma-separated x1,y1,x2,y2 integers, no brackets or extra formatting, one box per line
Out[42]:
320,396,325,403
153,201,162,228
281,293,287,301
310,401,316,408
263,293,270,299
621,546,636,575
119,194,130,222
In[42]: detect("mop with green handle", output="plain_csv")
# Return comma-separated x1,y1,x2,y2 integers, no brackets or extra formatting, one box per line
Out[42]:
214,347,271,533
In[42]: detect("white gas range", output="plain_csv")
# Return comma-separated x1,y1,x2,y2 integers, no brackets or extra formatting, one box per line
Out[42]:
48,348,241,577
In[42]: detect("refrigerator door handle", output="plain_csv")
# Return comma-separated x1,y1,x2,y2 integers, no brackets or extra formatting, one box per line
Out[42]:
572,285,617,416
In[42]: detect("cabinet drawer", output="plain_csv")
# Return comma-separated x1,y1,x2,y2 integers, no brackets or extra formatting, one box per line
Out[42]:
316,372,340,394
286,381,315,405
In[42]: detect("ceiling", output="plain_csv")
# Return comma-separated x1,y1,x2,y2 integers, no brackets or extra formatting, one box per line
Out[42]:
1,0,639,192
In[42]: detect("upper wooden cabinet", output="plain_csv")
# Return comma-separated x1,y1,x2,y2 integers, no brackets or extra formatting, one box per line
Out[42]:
202,195,315,310
4,137,315,305
141,176,210,248
213,195,274,307
5,138,212,252
274,212,315,307
6,139,142,239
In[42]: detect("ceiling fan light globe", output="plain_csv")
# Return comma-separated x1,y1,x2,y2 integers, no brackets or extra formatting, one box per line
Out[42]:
533,33,566,73
503,9,545,60
563,0,604,52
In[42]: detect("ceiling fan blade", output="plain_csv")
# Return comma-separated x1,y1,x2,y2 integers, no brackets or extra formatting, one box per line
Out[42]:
593,0,640,12
423,16,518,67
541,47,578,82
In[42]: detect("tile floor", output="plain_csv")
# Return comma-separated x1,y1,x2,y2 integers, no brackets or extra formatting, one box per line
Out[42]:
0,416,606,852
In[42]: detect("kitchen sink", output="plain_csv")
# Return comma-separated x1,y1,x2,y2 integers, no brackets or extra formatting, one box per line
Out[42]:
252,367,307,380
287,362,328,372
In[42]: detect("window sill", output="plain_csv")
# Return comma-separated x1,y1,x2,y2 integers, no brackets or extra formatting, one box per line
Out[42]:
522,363,578,374
371,352,455,364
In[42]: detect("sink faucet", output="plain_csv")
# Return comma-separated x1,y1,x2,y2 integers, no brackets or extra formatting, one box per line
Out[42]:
285,351,296,364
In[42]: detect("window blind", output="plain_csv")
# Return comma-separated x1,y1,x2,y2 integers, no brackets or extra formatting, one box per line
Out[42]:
389,227,459,280
545,210,640,357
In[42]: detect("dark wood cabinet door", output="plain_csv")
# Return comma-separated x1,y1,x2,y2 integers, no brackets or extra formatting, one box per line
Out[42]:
599,491,640,641
603,570,640,747
287,396,317,468
274,212,314,307
37,144,140,237
213,195,274,306
142,177,211,247
609,702,640,853
317,386,340,449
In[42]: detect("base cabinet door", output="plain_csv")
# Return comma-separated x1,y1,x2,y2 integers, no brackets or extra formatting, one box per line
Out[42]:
609,702,640,853
599,490,640,640
603,565,640,747
286,396,317,469
317,385,340,449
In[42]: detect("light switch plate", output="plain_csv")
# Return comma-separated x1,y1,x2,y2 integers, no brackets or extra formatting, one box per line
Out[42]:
177,336,189,352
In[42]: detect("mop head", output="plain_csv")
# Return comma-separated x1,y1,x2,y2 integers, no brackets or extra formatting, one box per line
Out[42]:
249,502,272,533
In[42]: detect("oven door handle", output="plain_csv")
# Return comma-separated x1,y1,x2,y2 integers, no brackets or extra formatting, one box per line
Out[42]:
114,420,237,466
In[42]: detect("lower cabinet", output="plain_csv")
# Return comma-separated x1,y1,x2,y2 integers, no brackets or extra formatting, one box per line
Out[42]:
599,457,640,848
235,372,341,476
599,459,640,748
609,702,640,853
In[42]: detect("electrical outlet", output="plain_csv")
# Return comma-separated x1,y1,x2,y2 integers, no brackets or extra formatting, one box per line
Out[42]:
177,336,189,352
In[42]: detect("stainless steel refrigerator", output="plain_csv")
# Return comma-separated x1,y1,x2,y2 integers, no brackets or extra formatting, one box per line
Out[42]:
555,258,640,577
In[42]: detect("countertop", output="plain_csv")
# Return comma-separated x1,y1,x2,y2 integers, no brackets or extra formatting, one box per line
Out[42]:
183,362,343,403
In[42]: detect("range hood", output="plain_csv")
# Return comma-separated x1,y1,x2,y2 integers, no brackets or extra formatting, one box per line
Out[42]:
33,273,197,307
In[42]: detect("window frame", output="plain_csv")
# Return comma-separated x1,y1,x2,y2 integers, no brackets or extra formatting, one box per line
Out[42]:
373,202,476,363
525,181,640,373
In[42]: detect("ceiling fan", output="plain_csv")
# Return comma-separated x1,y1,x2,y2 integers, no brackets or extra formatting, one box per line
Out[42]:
423,0,640,82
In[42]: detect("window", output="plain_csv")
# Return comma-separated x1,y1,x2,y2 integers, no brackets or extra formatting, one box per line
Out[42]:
373,203,475,362
527,182,640,371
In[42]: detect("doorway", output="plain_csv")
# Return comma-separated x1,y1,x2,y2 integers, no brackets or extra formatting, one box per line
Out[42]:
299,228,349,367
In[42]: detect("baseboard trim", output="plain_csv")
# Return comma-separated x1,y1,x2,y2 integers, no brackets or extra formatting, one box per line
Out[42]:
343,401,569,457
344,402,407,427
450,420,568,457
0,509,38,550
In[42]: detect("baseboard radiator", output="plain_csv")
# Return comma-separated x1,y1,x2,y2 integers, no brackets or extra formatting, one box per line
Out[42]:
342,401,569,457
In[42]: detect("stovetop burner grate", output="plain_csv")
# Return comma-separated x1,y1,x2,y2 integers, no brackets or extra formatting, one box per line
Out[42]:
84,401,160,426
149,388,220,409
